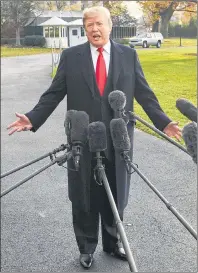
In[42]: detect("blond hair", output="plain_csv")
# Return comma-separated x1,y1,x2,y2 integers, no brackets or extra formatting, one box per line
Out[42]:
83,6,112,28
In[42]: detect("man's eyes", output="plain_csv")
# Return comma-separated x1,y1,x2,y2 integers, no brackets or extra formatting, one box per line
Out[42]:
87,22,103,28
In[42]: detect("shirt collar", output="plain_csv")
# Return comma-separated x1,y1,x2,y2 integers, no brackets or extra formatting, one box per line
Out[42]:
90,40,111,54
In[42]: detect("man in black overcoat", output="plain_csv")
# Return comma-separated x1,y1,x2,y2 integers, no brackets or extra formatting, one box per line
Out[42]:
7,6,181,269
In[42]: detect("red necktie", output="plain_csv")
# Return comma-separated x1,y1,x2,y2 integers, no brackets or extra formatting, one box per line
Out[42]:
96,47,107,96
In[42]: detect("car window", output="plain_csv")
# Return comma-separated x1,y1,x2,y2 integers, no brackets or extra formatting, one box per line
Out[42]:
147,33,152,38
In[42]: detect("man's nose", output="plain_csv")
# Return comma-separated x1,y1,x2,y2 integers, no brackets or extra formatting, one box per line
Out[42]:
92,24,98,31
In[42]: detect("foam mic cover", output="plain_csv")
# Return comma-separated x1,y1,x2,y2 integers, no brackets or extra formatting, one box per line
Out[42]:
64,110,78,142
110,118,131,152
182,122,197,164
70,111,89,145
176,98,197,123
108,90,126,112
88,122,107,152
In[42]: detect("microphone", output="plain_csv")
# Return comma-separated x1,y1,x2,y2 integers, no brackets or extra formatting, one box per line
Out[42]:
110,119,197,241
110,118,131,152
88,121,107,152
64,110,78,144
182,122,197,164
176,98,197,123
67,110,89,170
108,90,126,118
110,118,132,173
108,90,130,123
88,121,138,272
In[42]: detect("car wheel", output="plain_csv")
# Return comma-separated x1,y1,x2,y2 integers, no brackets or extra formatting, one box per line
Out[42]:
130,45,134,48
156,41,161,48
142,41,147,48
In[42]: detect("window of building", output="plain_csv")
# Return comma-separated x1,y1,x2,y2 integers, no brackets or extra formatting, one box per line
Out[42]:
72,29,78,35
81,27,85,37
55,26,59,37
49,26,54,38
44,27,49,37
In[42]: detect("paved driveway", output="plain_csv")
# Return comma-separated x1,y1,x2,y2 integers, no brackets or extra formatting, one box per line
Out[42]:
1,54,197,272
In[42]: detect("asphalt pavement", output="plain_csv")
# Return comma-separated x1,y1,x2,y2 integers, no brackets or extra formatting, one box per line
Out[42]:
1,53,197,272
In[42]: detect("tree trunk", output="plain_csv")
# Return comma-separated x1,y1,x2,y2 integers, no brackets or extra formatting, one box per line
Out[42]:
16,26,21,46
159,3,175,38
152,20,159,32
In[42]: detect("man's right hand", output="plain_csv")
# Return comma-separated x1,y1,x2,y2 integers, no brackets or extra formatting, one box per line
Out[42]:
7,112,33,135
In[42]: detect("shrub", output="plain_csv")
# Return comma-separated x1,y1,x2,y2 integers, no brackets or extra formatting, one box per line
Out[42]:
1,38,24,45
113,38,130,44
24,35,46,47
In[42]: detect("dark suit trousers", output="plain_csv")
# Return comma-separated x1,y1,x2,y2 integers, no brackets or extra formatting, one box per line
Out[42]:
72,153,123,254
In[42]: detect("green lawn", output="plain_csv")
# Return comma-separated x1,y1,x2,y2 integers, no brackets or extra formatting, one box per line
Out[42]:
134,46,196,139
1,46,51,57
162,38,197,47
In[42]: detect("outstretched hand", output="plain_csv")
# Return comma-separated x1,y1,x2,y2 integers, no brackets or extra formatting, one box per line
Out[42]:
163,121,182,141
7,112,33,135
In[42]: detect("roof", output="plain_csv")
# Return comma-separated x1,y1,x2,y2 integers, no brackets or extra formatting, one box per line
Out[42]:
25,10,83,27
67,19,83,26
39,16,68,26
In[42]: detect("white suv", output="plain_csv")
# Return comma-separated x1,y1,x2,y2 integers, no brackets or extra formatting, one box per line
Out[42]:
129,32,164,48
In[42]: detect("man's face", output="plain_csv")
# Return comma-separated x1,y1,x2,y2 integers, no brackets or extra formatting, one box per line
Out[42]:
84,12,112,47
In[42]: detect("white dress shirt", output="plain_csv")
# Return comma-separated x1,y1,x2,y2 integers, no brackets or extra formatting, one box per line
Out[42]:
90,41,111,75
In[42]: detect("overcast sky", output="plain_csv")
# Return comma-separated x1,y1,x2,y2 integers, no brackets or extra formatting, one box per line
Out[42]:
124,1,143,18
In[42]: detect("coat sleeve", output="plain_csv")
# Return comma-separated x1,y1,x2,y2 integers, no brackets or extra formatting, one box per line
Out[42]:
25,50,67,132
134,50,172,131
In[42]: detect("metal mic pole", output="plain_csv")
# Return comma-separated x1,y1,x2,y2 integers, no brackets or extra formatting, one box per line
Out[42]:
1,150,72,198
123,154,197,240
127,111,188,154
1,144,69,179
1,161,56,198
95,152,138,272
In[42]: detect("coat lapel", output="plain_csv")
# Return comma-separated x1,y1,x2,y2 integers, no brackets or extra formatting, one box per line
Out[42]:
111,40,124,90
77,42,95,98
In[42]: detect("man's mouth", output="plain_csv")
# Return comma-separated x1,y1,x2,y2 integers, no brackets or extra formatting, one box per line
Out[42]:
93,34,101,41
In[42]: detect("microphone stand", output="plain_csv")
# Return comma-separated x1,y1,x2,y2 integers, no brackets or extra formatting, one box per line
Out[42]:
1,149,72,198
122,152,197,241
95,152,138,272
1,144,69,179
126,111,189,154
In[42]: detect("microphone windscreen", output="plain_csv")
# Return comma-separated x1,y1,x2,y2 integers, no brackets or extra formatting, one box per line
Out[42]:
88,122,107,152
110,118,131,152
65,110,78,142
176,98,197,123
70,111,89,145
108,90,126,112
182,122,197,164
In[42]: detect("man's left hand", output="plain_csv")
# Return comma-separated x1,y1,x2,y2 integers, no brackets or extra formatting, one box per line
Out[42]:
163,121,182,141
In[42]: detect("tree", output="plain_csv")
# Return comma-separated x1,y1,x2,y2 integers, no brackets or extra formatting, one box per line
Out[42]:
138,1,197,37
111,6,136,26
40,1,82,11
1,0,42,45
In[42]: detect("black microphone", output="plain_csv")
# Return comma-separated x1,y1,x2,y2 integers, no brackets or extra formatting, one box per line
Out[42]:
108,90,130,124
88,121,139,271
64,110,78,144
108,90,126,118
176,98,197,123
67,110,89,170
110,118,132,173
182,122,197,164
88,121,107,152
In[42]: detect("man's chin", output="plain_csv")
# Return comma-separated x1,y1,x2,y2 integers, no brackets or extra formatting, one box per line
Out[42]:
90,40,104,47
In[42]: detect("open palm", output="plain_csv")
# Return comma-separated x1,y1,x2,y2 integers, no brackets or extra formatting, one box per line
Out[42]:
7,112,33,135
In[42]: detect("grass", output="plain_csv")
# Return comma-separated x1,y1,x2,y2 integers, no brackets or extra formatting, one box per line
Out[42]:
162,38,197,47
134,46,196,139
1,46,51,57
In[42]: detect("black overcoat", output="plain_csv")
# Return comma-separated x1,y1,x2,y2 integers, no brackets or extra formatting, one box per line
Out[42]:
25,40,171,213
